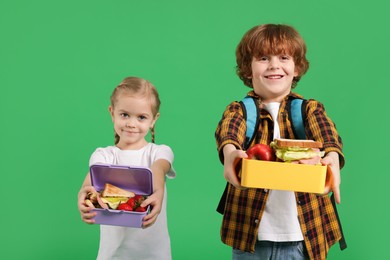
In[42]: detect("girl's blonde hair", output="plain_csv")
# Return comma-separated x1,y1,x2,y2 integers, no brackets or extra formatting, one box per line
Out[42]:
110,76,161,144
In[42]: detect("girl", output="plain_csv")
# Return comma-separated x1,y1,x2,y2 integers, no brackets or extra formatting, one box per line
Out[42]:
77,76,176,260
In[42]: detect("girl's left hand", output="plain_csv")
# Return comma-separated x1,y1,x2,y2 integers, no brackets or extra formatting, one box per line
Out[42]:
321,151,341,204
140,188,164,228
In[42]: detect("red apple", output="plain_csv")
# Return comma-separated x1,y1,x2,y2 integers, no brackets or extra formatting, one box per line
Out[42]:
246,144,275,161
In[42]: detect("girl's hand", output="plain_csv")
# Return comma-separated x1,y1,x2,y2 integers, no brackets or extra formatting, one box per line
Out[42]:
223,144,248,189
139,158,170,228
321,152,341,204
140,188,164,228
78,185,97,224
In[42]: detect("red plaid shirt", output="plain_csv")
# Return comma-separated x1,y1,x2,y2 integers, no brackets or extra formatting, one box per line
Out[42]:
215,91,345,260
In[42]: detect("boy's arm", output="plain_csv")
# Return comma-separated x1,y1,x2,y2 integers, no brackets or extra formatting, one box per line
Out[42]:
215,102,248,188
215,102,247,163
306,100,345,168
222,144,248,189
321,152,341,204
141,159,171,228
305,100,344,203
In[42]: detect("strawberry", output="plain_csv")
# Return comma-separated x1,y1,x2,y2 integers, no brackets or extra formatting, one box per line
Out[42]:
126,197,136,208
134,195,145,204
117,203,133,211
135,206,147,212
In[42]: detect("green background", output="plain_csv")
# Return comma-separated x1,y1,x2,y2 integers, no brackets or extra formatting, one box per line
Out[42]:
1,0,388,259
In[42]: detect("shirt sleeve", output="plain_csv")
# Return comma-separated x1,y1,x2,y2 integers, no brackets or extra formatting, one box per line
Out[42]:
89,148,114,166
215,101,247,164
154,144,176,179
305,99,345,168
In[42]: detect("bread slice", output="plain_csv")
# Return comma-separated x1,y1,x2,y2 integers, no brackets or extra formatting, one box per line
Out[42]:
273,138,323,149
101,183,135,198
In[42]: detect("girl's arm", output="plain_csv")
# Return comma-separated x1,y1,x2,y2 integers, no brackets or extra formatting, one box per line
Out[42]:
77,173,97,224
141,159,171,228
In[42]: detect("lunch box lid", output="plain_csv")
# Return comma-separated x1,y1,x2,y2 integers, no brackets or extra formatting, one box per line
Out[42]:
90,164,153,195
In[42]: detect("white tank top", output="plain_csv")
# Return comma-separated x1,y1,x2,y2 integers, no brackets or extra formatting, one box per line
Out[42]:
257,102,304,241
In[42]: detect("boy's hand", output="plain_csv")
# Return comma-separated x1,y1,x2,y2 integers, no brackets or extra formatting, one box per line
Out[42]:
223,144,248,189
141,188,164,228
78,185,97,224
321,152,341,204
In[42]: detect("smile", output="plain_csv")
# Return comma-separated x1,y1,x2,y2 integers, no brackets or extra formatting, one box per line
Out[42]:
265,75,284,79
123,130,139,134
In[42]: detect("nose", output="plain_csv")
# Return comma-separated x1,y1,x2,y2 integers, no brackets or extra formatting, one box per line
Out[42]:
269,57,280,69
125,118,136,128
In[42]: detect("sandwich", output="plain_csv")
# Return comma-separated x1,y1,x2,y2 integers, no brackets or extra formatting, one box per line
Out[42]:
100,183,135,209
270,138,325,165
101,183,135,198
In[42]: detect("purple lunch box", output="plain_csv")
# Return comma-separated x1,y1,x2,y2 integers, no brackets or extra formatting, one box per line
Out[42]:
90,164,153,228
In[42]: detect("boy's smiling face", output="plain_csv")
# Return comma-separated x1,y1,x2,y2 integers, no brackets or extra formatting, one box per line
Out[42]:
250,54,298,103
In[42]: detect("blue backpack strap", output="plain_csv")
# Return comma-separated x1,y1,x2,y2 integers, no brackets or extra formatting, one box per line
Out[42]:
242,97,305,146
240,96,259,149
290,98,306,139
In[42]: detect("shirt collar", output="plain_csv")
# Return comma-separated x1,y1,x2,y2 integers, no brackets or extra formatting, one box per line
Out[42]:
247,90,304,102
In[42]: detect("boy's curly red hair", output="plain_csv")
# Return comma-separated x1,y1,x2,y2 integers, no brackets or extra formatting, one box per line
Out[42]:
236,24,309,88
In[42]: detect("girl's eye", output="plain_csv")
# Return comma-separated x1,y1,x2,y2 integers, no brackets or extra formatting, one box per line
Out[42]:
120,113,129,118
259,56,269,61
138,115,147,120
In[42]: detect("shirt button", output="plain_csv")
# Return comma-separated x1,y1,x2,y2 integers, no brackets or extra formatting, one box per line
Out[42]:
264,189,268,193
255,219,259,224
297,200,301,205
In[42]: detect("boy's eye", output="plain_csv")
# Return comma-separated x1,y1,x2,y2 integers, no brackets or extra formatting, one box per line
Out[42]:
259,56,269,61
281,55,291,60
120,113,129,118
138,115,147,120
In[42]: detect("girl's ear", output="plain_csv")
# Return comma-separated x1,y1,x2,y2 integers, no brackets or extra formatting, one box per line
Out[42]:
108,106,115,121
151,112,160,128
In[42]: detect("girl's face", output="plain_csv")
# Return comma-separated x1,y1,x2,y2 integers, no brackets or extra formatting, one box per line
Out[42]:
250,54,298,103
109,93,159,150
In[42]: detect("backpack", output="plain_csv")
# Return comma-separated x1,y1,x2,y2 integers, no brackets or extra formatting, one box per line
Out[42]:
216,95,347,250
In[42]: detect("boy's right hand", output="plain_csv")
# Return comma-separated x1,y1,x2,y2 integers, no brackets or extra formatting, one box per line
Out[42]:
223,144,248,189
78,185,97,224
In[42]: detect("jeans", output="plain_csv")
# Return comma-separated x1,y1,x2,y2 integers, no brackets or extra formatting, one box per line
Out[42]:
232,241,309,260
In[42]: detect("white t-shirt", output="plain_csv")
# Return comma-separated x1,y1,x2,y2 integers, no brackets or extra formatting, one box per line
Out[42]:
257,102,303,242
89,143,176,260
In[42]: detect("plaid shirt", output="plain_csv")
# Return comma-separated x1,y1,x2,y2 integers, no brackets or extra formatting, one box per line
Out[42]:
215,91,345,260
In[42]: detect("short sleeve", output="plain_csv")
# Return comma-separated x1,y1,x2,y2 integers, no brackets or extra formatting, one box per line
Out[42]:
154,144,176,179
89,147,116,166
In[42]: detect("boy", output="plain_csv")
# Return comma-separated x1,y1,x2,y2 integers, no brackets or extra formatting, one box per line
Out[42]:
215,24,345,260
